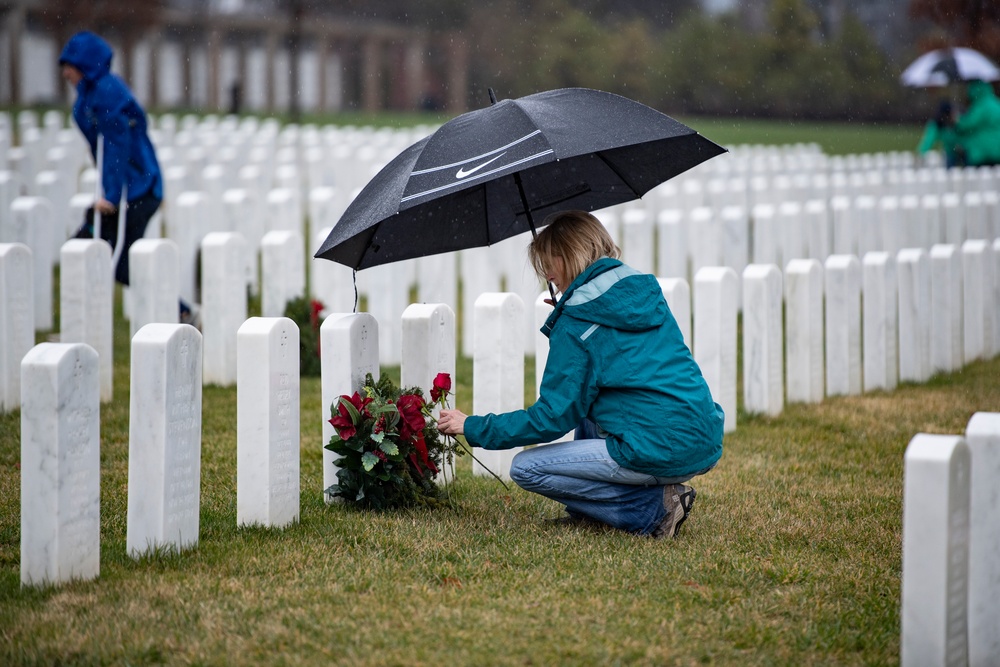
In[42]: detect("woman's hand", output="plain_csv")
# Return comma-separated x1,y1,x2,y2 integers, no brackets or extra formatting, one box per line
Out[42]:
437,409,467,436
95,198,117,215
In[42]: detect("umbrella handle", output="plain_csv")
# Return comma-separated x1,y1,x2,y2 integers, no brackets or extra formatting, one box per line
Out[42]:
514,170,557,303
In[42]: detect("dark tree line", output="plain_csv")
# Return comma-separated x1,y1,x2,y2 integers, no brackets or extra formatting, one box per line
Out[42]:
33,0,1000,121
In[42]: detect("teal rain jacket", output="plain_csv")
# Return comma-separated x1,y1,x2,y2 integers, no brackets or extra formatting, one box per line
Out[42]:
59,31,162,204
464,258,724,478
956,80,1000,166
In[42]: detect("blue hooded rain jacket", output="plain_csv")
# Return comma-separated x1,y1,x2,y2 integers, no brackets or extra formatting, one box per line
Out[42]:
464,258,724,478
59,31,162,205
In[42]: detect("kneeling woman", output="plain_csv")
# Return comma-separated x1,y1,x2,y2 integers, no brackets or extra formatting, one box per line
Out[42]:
437,210,723,538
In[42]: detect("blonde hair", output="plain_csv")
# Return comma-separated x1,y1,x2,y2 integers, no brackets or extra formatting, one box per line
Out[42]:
528,210,621,286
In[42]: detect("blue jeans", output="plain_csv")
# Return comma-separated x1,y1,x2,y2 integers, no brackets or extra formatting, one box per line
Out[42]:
509,421,708,535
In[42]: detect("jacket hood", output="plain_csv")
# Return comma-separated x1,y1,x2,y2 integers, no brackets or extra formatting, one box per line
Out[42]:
966,80,996,103
542,258,667,335
59,32,112,82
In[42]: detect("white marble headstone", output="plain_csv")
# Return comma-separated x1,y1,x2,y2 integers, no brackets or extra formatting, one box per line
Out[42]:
897,249,932,383
830,195,855,256
127,324,203,558
861,252,898,392
993,239,1000,358
401,303,458,477
10,197,54,331
658,277,691,351
460,246,500,357
929,245,963,374
0,243,34,413
879,196,902,257
201,232,248,386
803,199,829,261
689,207,721,277
742,264,783,416
854,195,879,258
656,209,688,281
320,312,379,503
223,188,262,296
311,227,357,315
785,258,824,403
961,240,990,364
416,251,458,313
720,205,749,281
261,229,305,318
20,343,100,586
901,434,970,667
965,412,1000,665
129,239,180,339
236,317,300,528
173,190,208,306
964,191,986,241
265,188,302,236
621,209,654,275
942,193,964,247
363,261,412,366
824,255,862,396
751,204,778,266
693,267,738,433
473,293,525,480
922,194,943,248
60,239,113,402
777,201,805,266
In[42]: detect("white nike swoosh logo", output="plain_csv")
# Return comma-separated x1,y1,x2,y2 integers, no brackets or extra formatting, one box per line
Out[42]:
456,152,507,179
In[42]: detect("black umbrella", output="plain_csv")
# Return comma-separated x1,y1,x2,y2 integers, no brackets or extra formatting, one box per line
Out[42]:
315,87,726,272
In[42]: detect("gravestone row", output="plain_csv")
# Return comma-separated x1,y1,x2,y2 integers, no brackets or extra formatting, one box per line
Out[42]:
901,414,1000,667
6,109,999,366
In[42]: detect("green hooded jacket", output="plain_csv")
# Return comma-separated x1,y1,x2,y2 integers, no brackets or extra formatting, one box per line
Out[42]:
464,258,724,478
956,80,1000,166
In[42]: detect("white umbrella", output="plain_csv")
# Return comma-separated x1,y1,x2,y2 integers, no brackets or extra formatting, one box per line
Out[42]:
901,47,1000,87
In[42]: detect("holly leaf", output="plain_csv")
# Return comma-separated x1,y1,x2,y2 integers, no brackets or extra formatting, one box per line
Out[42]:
379,440,399,456
371,431,385,445
361,451,379,472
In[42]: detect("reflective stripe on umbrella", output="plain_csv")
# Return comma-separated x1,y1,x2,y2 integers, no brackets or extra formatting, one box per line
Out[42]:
315,87,726,271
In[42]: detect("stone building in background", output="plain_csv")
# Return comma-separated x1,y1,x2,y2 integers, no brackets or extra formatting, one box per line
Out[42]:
0,0,469,114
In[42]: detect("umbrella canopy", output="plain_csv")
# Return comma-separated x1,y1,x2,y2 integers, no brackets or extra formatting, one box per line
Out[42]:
901,47,1000,87
315,87,726,270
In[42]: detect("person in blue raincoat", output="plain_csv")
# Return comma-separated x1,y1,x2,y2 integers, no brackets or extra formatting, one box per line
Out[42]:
438,210,724,539
60,31,195,324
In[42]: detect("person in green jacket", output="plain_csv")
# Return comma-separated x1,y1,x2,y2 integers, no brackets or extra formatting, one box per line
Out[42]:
954,80,1000,167
438,210,724,538
917,100,959,168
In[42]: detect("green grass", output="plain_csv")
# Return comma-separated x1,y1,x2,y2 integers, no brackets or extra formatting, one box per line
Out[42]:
676,116,922,156
292,111,923,157
2,280,999,666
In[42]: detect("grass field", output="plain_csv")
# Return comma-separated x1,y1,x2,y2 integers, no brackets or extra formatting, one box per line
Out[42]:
0,117,983,666
2,286,998,665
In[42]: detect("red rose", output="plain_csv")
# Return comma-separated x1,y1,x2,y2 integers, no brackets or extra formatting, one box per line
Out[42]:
409,431,439,476
309,299,325,328
328,391,372,441
395,393,426,441
430,372,452,403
